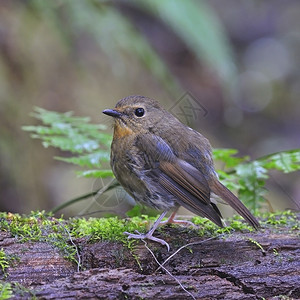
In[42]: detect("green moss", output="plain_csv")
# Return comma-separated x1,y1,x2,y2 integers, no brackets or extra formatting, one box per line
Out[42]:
0,211,51,242
191,210,299,237
191,214,255,237
0,210,298,266
0,211,160,265
260,210,298,227
0,211,79,264
69,216,150,243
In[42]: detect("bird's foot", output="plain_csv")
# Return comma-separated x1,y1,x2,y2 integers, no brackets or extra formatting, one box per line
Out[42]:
124,230,170,251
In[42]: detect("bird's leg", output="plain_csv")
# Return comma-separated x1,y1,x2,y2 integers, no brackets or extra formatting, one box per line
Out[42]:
124,210,170,251
159,208,196,227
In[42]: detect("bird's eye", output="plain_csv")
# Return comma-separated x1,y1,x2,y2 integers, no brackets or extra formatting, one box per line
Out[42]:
134,107,145,117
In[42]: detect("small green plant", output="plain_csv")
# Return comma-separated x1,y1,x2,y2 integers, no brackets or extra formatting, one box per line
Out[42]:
247,237,265,255
0,282,37,300
23,108,300,213
0,282,13,300
0,249,9,277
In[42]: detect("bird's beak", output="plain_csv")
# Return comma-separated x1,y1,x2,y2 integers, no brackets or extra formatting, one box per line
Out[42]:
102,109,123,118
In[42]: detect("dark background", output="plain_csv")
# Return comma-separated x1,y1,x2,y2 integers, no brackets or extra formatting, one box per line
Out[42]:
0,0,299,216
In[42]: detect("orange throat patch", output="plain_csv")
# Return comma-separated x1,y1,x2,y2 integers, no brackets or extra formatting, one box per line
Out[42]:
113,122,133,139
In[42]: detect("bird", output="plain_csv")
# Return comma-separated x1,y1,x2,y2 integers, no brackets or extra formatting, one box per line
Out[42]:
103,95,259,250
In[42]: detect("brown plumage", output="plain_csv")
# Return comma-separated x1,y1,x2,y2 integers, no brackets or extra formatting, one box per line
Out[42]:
103,95,259,250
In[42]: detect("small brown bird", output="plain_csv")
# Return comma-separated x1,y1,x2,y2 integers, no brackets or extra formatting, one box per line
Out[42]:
103,95,259,250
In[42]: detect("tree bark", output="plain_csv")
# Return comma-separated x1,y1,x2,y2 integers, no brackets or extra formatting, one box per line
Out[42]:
1,216,299,299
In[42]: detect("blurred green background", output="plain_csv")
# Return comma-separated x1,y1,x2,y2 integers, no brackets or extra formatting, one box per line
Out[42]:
0,0,299,216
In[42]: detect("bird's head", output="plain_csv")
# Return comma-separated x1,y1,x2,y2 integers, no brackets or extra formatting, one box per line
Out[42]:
103,95,167,138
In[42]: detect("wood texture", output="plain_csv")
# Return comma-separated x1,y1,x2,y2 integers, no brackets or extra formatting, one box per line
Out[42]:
0,217,299,299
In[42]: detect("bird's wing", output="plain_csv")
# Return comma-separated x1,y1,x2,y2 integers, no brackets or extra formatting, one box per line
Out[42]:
159,159,210,204
135,134,223,226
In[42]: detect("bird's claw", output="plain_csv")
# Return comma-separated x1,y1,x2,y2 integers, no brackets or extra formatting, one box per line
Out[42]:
123,231,170,251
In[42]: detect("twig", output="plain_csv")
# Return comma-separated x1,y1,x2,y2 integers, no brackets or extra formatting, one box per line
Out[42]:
142,240,196,300
58,221,81,272
156,234,225,273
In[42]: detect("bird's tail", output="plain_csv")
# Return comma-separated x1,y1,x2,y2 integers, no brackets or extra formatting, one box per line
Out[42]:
211,180,260,229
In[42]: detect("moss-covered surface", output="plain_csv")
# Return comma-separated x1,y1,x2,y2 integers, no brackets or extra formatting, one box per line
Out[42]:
0,210,299,266
0,210,299,299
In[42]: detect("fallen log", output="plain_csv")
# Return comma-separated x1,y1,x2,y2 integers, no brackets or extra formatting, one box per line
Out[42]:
0,213,299,299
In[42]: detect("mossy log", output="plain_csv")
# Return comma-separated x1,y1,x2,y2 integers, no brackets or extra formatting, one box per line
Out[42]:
0,214,299,299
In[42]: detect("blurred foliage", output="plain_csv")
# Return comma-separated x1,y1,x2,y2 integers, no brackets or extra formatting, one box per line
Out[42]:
28,0,178,95
134,0,236,82
23,108,300,213
22,107,113,178
214,148,300,211
1,0,299,214
27,0,236,94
